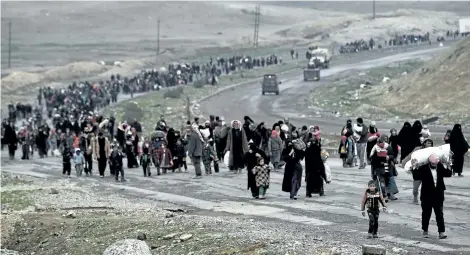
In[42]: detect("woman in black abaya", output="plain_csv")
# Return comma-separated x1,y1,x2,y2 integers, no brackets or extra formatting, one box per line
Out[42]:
397,122,413,162
449,124,469,177
305,133,326,197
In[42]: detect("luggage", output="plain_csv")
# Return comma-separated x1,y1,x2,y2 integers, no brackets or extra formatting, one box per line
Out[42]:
404,144,451,171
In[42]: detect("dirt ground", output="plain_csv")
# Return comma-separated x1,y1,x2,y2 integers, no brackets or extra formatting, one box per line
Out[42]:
0,172,353,255
309,60,426,122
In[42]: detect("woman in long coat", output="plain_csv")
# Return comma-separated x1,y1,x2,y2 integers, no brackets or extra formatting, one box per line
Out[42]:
225,120,249,173
305,133,326,197
449,124,469,177
282,136,305,200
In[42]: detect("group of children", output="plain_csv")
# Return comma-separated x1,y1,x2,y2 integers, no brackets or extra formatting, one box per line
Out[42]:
60,135,205,181
62,143,126,181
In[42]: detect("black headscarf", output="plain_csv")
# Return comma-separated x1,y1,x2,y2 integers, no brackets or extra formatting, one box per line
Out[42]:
398,122,412,144
449,124,469,155
411,120,423,148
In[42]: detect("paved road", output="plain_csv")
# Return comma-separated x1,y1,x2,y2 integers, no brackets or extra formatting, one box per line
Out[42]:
198,42,469,137
2,152,470,254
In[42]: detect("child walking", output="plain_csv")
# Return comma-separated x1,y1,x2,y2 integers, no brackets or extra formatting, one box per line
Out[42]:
252,157,271,199
156,143,173,175
202,138,217,175
174,138,187,172
140,137,152,177
62,146,73,178
361,180,387,238
73,149,85,177
109,145,126,182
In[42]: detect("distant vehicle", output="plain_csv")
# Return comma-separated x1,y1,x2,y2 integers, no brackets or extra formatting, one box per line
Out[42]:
303,68,320,81
307,48,331,69
261,74,281,95
459,18,470,34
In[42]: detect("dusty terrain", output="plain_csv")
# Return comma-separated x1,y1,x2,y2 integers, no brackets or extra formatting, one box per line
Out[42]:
2,153,470,255
309,36,470,125
1,1,464,95
2,2,470,254
367,36,470,124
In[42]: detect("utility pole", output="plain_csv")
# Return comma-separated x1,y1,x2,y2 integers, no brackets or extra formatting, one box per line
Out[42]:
372,1,376,20
253,5,260,48
156,18,160,56
8,20,12,68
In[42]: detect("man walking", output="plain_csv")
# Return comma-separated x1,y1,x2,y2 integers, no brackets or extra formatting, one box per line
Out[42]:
354,118,368,169
188,124,203,179
413,154,452,239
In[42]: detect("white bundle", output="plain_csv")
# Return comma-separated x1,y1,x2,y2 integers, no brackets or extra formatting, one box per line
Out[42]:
99,119,109,129
53,149,61,157
200,128,211,139
281,124,289,132
352,124,362,140
404,144,451,171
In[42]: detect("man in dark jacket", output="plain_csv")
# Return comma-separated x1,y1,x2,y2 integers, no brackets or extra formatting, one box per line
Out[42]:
413,154,452,239
187,124,203,178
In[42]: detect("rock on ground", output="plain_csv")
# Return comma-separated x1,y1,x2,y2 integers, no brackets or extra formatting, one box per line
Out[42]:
0,249,19,255
362,244,386,255
103,239,151,255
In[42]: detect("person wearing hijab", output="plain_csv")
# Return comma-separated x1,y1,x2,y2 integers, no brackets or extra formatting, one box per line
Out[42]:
281,132,306,200
449,124,469,177
412,154,452,239
443,129,451,144
366,121,380,164
397,122,413,162
268,130,283,171
224,120,249,173
305,132,326,197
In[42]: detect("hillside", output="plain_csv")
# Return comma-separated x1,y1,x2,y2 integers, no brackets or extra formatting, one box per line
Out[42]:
371,37,470,124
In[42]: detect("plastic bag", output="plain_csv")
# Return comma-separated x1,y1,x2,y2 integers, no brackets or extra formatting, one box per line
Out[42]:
224,151,230,167
52,149,61,157
324,162,332,183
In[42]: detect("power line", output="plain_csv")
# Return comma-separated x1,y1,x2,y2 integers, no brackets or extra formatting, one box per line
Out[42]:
253,5,260,48
156,18,160,56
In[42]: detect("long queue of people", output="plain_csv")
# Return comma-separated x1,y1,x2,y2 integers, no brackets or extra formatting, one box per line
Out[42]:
1,50,286,157
2,105,469,239
338,33,432,54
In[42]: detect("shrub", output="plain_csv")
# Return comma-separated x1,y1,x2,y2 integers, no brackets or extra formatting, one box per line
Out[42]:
193,79,205,88
163,86,184,99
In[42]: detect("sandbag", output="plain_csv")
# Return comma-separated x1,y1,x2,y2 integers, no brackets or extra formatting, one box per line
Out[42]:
404,144,451,171
224,151,230,167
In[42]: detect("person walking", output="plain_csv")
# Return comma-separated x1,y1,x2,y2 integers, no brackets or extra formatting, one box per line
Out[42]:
188,124,204,179
354,118,369,169
413,154,452,239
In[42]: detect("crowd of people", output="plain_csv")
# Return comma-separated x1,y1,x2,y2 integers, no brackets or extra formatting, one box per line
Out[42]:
338,33,432,54
2,47,469,241
3,95,470,238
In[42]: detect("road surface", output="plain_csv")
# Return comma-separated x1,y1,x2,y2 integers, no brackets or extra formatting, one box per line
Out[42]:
1,152,470,254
